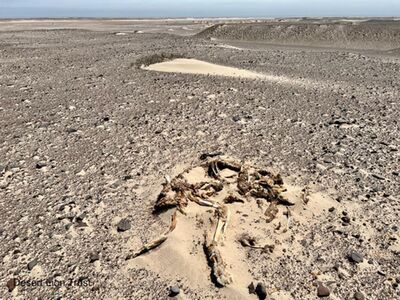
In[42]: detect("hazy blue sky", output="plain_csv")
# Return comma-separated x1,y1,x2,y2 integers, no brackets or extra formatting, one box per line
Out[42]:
1,0,399,18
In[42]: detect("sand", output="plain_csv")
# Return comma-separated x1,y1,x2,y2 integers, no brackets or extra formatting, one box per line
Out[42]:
143,58,315,88
143,58,265,79
125,159,347,299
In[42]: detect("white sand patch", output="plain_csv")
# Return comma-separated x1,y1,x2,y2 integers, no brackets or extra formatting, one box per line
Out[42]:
143,58,313,88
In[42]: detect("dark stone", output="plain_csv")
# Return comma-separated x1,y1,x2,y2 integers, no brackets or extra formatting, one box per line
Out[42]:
66,128,77,133
169,285,180,297
35,162,47,169
377,270,386,276
117,218,131,232
328,207,335,212
348,251,364,263
123,175,133,181
354,291,365,300
317,284,330,297
248,282,255,294
76,212,87,222
89,252,100,263
255,282,267,300
50,244,62,252
232,115,241,122
372,174,385,180
6,278,16,292
75,221,88,228
342,216,351,223
27,258,38,270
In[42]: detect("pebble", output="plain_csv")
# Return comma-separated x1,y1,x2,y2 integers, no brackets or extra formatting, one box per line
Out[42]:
50,244,62,252
89,252,100,263
317,284,330,297
7,278,16,292
169,285,180,297
27,258,38,270
232,115,241,122
372,174,385,180
76,212,87,221
348,251,364,263
255,282,267,300
248,282,256,294
342,216,351,224
117,218,131,232
35,161,47,169
354,291,365,300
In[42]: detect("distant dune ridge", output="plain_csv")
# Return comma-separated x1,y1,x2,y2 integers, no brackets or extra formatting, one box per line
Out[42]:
196,20,400,50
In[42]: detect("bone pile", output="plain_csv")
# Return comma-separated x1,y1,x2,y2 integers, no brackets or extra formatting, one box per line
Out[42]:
127,155,294,287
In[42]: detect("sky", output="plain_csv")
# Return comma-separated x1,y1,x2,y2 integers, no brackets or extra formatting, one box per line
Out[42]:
0,0,399,18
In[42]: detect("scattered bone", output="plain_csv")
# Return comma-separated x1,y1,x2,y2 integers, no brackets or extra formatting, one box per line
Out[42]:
138,156,293,287
264,200,279,223
126,211,177,260
213,205,230,243
238,233,275,253
126,235,169,260
285,207,292,232
301,185,311,204
199,151,224,160
238,233,257,247
223,194,245,204
204,240,233,287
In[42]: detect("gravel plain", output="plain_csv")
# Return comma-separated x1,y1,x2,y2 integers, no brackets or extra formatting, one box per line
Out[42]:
0,18,399,299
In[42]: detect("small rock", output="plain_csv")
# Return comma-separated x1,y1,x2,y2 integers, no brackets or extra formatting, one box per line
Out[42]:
169,285,180,297
117,218,131,232
66,128,77,133
0,180,9,189
342,216,351,224
35,162,47,169
248,282,256,294
328,207,335,212
348,251,364,263
337,266,351,279
89,252,100,263
377,270,386,276
50,244,62,252
76,212,87,222
354,291,365,300
317,284,330,297
75,221,88,228
232,115,241,122
6,278,16,292
255,282,267,300
27,258,38,270
372,174,385,180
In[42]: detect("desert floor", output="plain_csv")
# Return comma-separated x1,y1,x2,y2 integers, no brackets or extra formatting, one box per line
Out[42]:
0,18,399,300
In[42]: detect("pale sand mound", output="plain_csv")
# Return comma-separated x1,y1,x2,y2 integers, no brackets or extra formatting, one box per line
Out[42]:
143,58,311,87
124,156,353,299
143,58,264,79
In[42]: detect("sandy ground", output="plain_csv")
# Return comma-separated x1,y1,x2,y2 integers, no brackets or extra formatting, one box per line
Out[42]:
144,58,265,79
0,18,399,300
144,59,321,88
